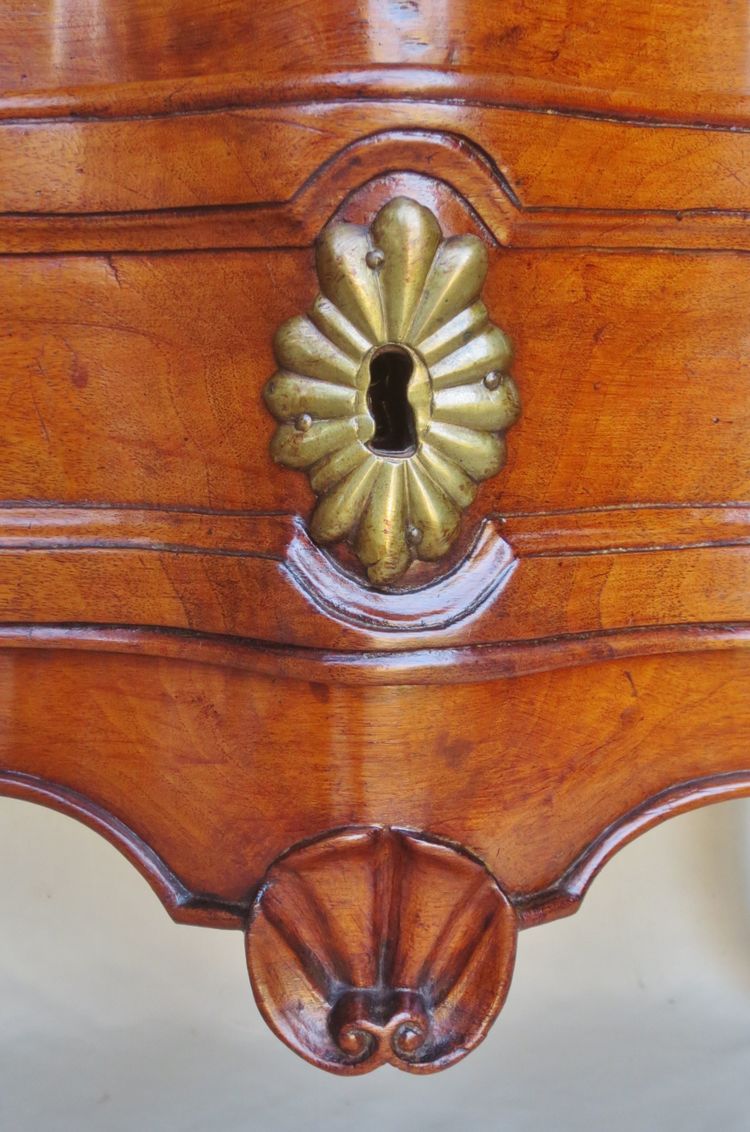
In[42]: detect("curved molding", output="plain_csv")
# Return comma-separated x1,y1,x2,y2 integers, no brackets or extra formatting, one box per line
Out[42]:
0,769,245,928
4,129,750,254
287,520,516,632
2,767,749,937
0,621,746,684
500,504,750,557
0,129,515,252
0,502,742,556
0,503,744,645
0,66,748,130
518,771,750,927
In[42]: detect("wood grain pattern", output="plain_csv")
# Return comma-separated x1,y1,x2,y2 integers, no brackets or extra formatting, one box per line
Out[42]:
6,144,750,257
0,509,745,648
0,622,746,685
4,0,750,127
1,245,747,519
1,0,748,1075
5,106,750,220
1,646,747,906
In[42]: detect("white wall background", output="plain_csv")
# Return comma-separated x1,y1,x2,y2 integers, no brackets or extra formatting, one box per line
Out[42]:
1,796,749,1130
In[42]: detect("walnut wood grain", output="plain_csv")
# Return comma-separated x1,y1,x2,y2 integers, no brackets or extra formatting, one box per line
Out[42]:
6,148,750,257
1,246,746,519
5,106,750,220
0,511,745,648
0,646,746,906
0,0,748,1077
4,1,750,128
0,622,746,685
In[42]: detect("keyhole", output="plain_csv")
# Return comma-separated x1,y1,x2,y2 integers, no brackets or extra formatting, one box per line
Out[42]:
366,346,416,455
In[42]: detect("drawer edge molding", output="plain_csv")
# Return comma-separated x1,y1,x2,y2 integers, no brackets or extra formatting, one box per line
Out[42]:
5,129,750,253
2,67,750,130
286,519,517,631
0,621,746,684
0,505,744,648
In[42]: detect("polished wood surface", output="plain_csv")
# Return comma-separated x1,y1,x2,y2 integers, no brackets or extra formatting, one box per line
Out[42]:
0,0,747,1076
2,646,747,908
246,827,517,1074
4,0,750,126
5,107,750,219
1,243,746,511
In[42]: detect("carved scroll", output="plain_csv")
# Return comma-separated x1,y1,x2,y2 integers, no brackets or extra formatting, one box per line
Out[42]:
245,826,518,1074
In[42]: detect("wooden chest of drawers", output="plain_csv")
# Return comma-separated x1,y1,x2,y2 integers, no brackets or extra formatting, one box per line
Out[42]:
0,0,748,1075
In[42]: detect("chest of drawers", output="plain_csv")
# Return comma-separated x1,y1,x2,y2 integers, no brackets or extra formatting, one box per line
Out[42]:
0,0,748,1075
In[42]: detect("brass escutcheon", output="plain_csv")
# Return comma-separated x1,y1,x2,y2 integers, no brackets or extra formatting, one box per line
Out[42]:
263,196,520,585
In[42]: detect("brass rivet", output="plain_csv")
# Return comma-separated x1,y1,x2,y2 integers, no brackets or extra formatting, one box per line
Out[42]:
406,524,423,546
295,413,313,432
366,248,386,270
483,371,502,390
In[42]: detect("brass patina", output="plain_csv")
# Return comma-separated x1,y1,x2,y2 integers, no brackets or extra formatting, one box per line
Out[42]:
264,197,520,585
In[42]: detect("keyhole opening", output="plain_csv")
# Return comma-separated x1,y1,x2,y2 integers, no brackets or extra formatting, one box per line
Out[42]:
367,345,416,455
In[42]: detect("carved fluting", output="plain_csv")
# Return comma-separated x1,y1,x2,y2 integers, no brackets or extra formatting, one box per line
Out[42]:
245,826,518,1074
263,196,520,585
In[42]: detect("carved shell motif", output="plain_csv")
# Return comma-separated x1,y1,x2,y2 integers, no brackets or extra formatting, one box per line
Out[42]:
263,197,520,585
246,826,518,1074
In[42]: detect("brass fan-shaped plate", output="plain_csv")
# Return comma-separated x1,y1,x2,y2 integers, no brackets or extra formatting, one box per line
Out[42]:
263,196,520,585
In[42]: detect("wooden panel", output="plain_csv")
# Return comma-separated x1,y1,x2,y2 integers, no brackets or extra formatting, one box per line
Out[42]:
491,250,750,511
0,251,302,510
1,0,748,1079
1,246,746,514
3,104,750,215
1,647,747,907
2,0,750,126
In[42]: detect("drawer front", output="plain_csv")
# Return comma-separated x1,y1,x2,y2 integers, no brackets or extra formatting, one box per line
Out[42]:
0,108,747,650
